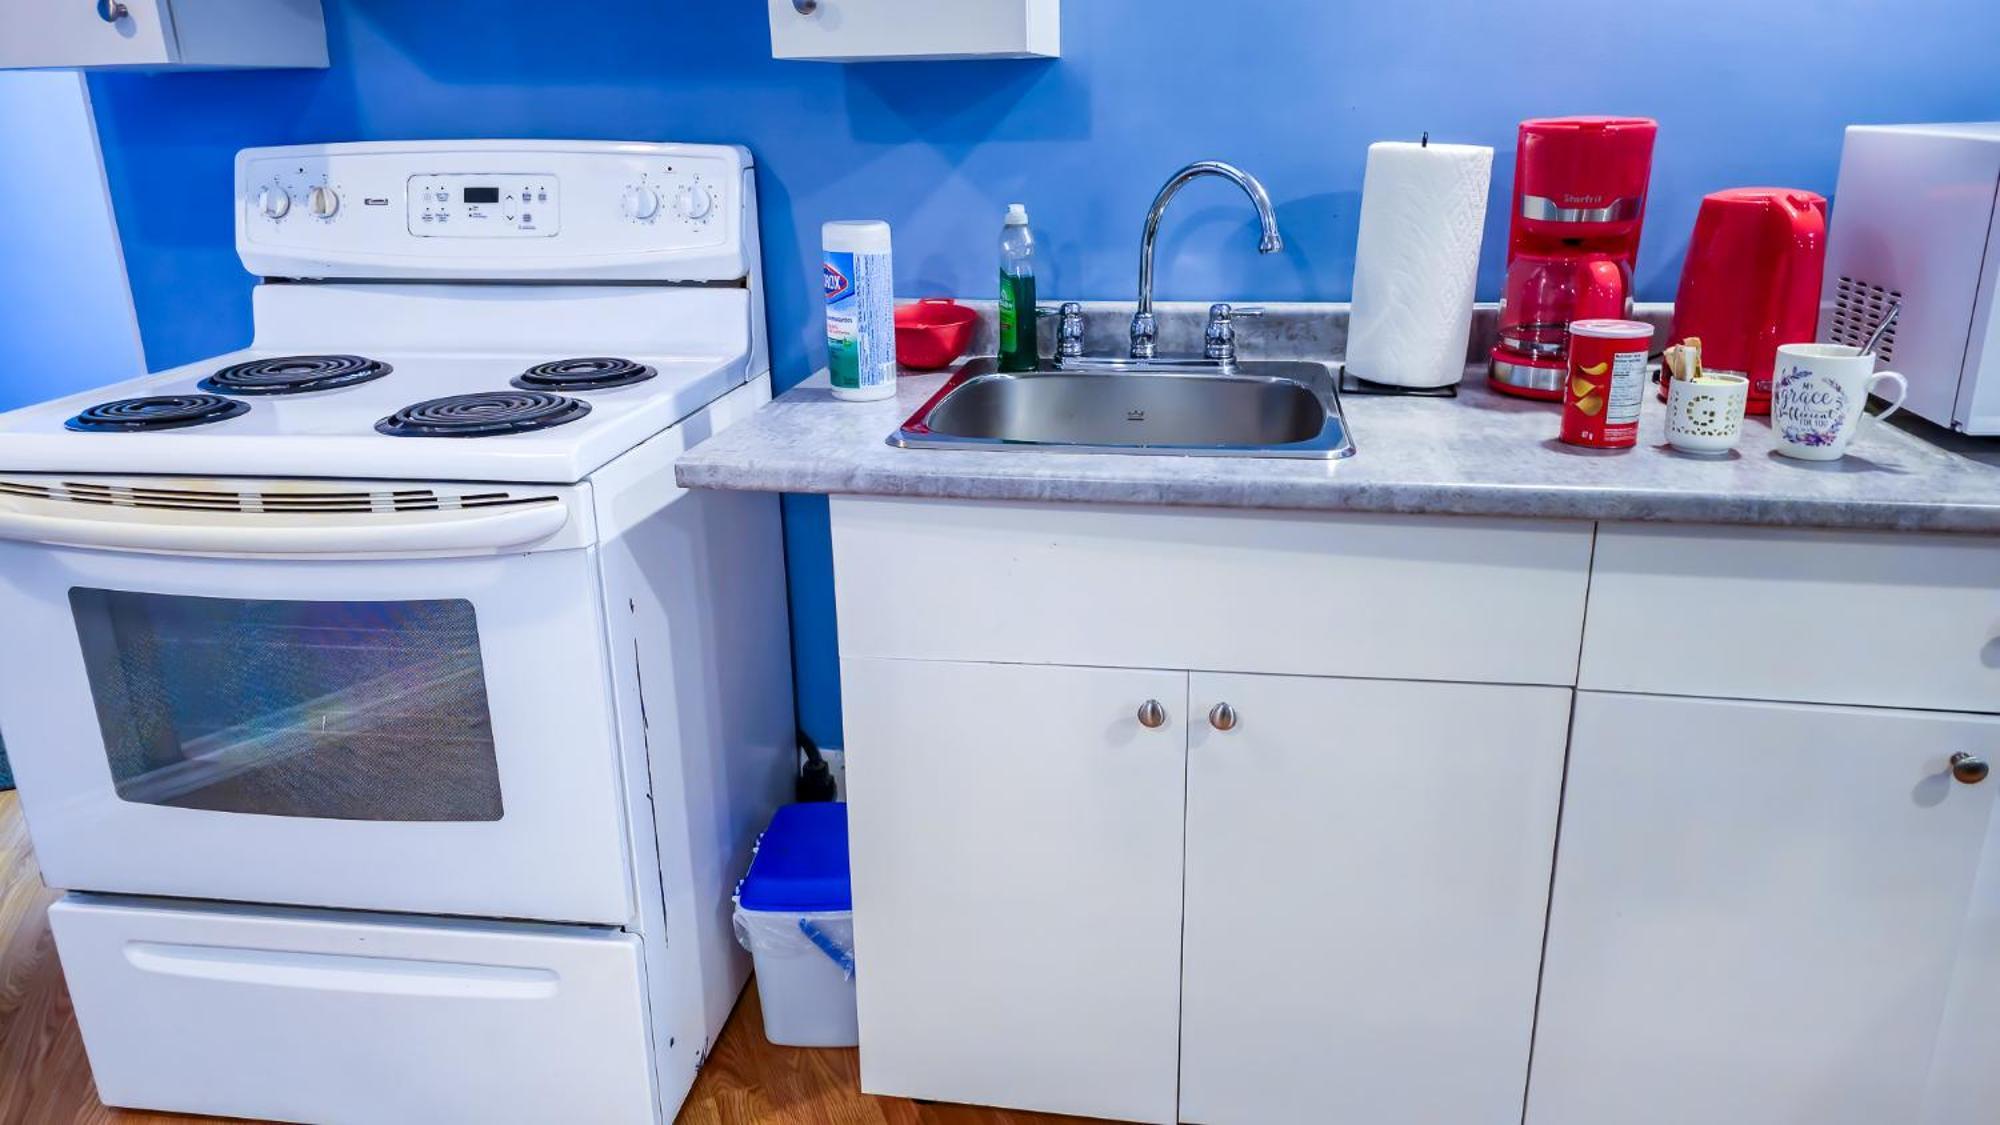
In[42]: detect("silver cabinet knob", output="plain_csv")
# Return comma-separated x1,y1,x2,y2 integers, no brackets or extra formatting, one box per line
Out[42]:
96,0,128,22
1951,752,1989,785
1136,699,1166,729
1208,703,1238,731
792,0,818,12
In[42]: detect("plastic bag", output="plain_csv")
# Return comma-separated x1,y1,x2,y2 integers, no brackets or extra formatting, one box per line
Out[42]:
733,909,856,981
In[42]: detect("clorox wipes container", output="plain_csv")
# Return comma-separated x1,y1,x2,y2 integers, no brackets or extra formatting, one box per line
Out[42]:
823,220,896,401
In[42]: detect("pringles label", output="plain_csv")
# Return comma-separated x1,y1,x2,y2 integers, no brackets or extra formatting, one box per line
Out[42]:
1561,320,1653,448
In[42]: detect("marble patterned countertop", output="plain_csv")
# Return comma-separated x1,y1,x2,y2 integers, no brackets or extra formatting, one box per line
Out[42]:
676,304,2000,534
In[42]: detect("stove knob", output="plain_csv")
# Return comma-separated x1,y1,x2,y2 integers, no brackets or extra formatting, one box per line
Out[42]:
308,185,340,219
674,183,714,220
257,186,291,219
622,185,661,221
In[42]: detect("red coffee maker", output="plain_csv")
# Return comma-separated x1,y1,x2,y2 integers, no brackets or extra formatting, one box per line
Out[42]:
1491,116,1658,400
1667,188,1827,414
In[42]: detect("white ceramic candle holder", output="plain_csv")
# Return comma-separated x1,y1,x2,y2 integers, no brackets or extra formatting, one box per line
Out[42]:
1665,373,1749,455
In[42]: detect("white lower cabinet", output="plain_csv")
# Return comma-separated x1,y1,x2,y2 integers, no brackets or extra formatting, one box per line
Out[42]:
843,656,1575,1123
1179,674,1571,1124
831,500,2000,1124
1528,692,2000,1125
841,657,1188,1123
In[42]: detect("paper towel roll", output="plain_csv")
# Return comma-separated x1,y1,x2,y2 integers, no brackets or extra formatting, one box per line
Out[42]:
1345,141,1494,389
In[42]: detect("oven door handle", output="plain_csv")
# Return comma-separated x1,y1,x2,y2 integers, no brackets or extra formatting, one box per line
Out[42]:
0,498,570,557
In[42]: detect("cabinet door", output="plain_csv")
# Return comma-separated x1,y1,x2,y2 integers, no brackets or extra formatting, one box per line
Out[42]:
1529,693,2000,1125
1924,774,2000,1123
0,0,175,68
1180,674,1571,1124
841,657,1186,1123
767,0,1059,61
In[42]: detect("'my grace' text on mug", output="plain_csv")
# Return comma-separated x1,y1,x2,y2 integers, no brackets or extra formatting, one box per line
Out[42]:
1774,368,1849,448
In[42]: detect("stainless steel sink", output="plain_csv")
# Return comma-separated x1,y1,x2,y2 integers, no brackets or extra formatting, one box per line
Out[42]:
890,357,1354,459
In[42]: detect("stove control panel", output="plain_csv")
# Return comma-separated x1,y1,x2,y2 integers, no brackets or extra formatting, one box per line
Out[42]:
407,174,560,237
235,141,752,281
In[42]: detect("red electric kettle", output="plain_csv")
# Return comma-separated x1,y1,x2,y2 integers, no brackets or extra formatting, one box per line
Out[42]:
1666,188,1827,414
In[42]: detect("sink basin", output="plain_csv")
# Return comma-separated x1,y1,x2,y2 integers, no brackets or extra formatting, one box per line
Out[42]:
891,357,1354,459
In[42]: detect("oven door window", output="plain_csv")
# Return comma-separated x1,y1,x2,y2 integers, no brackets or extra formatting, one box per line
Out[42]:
70,589,503,822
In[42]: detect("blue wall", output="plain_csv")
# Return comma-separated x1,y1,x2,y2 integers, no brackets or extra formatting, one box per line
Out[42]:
0,72,144,410
79,0,2000,749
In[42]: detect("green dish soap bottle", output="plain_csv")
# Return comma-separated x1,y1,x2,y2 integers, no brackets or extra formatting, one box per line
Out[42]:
998,203,1038,372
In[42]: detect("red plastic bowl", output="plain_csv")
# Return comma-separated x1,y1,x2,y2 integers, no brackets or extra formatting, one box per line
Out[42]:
894,298,979,371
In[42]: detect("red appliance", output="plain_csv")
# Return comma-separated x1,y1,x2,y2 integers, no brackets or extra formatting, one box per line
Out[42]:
1666,188,1827,414
1491,116,1658,400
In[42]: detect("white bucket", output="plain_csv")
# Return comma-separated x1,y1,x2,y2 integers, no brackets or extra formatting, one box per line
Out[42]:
733,907,858,1048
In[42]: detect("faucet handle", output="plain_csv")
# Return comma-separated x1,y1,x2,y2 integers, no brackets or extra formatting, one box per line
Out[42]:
1040,302,1087,361
1205,304,1262,365
1208,303,1264,321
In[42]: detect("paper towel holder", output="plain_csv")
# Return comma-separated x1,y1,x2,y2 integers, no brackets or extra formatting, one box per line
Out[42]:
1339,364,1461,398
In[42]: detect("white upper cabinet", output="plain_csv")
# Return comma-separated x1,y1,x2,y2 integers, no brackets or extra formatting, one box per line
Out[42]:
767,0,1058,61
0,0,327,70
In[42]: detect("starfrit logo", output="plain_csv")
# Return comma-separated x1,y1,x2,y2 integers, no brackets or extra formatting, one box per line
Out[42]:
823,262,852,303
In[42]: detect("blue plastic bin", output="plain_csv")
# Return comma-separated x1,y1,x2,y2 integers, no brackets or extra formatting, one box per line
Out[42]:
733,803,857,1047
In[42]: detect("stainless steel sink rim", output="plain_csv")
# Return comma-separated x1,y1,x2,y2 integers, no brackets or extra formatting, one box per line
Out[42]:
890,357,1356,460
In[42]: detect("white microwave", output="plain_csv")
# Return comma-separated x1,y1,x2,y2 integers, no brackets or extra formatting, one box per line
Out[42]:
1821,123,2000,436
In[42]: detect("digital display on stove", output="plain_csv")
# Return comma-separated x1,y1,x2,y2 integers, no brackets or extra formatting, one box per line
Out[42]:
462,187,500,204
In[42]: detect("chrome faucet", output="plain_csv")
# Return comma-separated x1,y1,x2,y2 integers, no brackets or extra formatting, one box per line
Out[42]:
1131,161,1284,360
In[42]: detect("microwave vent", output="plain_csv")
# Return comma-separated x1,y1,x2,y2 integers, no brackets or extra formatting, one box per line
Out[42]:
1828,275,1902,363
0,479,554,515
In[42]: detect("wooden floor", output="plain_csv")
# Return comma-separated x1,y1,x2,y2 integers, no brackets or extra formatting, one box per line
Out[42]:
0,791,1099,1125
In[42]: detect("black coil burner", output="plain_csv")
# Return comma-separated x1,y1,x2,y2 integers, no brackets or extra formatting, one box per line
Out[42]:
200,354,392,395
66,394,250,433
511,357,657,392
375,391,591,438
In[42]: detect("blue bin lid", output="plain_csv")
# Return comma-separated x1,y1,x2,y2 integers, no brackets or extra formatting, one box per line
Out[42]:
738,802,851,913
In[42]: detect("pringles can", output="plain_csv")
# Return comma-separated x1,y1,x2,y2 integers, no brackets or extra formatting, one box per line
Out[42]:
1561,319,1655,448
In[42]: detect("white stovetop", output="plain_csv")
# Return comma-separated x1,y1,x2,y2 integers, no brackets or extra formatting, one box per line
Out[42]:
0,282,758,485
0,347,746,485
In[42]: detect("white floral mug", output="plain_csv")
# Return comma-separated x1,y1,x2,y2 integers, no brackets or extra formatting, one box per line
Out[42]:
1770,343,1908,461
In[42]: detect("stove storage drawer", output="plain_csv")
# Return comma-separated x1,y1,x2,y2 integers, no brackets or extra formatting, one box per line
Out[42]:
49,893,657,1124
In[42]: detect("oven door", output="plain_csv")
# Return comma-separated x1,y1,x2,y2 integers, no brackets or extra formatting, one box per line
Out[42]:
0,477,633,925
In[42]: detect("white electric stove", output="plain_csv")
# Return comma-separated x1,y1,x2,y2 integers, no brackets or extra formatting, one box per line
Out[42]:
0,141,795,1124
